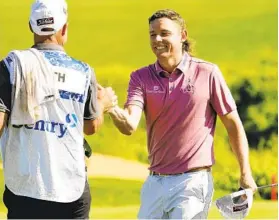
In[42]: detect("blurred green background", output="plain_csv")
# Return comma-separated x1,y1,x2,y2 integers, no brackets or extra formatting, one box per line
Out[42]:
0,0,278,218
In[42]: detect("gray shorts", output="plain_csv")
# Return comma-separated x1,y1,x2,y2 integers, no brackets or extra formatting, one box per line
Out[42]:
138,169,214,219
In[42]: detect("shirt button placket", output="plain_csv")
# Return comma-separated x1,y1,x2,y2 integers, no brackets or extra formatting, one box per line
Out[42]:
169,78,173,93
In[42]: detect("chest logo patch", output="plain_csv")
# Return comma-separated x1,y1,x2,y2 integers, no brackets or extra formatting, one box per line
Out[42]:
181,78,195,94
146,85,165,94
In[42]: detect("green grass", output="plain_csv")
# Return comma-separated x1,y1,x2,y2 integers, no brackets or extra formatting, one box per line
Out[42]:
89,177,279,219
89,201,278,219
91,178,279,219
0,203,276,219
0,0,277,207
90,178,142,207
0,176,277,219
90,177,256,207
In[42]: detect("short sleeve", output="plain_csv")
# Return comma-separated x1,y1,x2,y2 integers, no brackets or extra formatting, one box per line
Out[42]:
124,71,145,109
84,68,100,120
210,65,237,116
0,60,12,113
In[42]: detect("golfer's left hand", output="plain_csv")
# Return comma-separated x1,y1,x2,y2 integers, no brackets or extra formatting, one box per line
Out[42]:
240,173,257,193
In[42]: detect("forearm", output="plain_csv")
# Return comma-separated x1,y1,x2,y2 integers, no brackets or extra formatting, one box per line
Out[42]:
83,100,104,135
90,99,105,133
227,123,252,176
108,106,137,135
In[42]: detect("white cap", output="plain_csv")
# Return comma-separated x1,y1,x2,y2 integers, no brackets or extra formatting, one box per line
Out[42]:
29,0,68,36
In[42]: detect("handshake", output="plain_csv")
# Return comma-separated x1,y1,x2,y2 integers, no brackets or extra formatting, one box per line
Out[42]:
97,84,118,113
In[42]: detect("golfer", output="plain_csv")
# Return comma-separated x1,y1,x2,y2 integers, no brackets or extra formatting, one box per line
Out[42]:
107,9,257,219
0,0,117,218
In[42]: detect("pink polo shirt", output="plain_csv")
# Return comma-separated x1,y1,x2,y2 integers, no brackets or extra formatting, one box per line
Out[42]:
125,53,237,174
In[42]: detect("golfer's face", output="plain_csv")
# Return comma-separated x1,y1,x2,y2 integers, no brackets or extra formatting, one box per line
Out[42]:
149,18,184,59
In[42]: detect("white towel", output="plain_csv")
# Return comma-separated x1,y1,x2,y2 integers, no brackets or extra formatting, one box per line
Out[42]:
5,48,59,125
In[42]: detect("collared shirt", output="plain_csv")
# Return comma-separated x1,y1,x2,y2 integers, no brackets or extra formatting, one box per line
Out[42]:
154,52,189,75
125,53,237,174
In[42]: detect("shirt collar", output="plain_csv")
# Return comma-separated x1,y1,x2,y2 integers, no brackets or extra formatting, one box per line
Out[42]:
32,43,65,52
154,52,190,76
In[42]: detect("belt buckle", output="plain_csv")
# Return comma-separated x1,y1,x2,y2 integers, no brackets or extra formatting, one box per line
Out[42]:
150,171,168,176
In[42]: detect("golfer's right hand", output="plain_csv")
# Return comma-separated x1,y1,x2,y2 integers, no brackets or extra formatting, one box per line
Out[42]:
97,84,118,113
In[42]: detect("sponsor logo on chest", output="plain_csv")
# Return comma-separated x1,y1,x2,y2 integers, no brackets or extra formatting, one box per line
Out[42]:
146,85,165,94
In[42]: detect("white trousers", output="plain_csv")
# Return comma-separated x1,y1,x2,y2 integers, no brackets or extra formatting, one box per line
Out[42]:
138,170,214,219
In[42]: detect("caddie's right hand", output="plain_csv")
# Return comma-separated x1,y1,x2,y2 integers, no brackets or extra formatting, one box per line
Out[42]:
97,84,118,113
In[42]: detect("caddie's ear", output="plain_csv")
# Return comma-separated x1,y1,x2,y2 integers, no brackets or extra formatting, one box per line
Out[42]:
29,22,34,33
61,23,68,36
